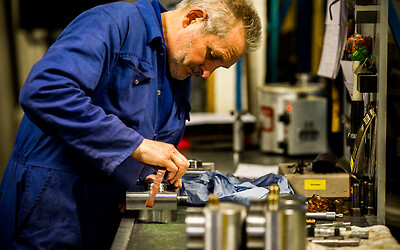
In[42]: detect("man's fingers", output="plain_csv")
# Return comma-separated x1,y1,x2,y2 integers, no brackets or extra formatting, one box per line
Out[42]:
144,174,156,183
162,159,179,180
165,171,175,181
130,139,189,182
172,179,182,188
170,153,189,183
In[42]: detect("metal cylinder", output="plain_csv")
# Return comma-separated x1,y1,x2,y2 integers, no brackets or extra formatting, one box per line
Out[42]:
189,159,203,169
365,181,375,215
352,182,361,216
203,196,247,250
265,184,283,250
265,210,284,250
246,199,268,249
279,194,307,250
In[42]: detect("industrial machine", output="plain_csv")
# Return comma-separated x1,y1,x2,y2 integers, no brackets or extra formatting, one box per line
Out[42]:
124,159,214,223
259,83,327,155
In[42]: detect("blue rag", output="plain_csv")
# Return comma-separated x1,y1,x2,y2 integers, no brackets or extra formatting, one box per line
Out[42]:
181,171,294,206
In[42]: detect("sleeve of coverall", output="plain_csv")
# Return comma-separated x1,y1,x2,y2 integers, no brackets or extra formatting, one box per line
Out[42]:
19,7,144,175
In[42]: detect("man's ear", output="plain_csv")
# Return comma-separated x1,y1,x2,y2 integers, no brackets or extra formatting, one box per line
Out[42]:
182,9,206,28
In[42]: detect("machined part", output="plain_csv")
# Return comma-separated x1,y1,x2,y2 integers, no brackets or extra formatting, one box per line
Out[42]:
246,199,267,249
306,212,343,220
126,183,179,223
311,238,361,247
186,160,215,176
186,201,247,250
126,191,178,211
246,193,306,250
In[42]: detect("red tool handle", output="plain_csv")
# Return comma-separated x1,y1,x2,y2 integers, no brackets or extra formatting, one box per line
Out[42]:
145,169,166,208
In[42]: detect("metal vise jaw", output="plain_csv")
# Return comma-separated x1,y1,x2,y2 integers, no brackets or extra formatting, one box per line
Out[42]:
126,183,181,223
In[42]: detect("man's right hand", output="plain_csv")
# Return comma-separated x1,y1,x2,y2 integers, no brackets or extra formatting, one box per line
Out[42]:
130,139,189,185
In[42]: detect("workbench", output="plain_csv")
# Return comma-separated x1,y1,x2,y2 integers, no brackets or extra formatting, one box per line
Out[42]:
111,206,400,249
111,207,188,250
111,149,400,249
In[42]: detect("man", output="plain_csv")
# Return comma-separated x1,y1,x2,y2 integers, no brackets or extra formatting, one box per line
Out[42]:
0,0,261,248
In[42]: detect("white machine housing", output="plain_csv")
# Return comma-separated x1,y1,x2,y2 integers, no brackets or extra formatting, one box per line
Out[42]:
259,83,328,155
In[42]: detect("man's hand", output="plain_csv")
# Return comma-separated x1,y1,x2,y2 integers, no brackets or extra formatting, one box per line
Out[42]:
145,174,183,188
131,139,189,185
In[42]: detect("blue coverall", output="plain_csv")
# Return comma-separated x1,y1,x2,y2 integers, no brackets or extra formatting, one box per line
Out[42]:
0,0,191,249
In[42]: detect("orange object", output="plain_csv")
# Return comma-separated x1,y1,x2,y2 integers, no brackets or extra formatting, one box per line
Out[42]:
145,169,166,208
346,33,371,54
307,194,336,212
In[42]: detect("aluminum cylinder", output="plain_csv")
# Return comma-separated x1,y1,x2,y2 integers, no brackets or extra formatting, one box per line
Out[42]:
204,202,247,250
279,194,307,250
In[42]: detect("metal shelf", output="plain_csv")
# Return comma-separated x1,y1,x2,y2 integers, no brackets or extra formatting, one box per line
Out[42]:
354,0,388,225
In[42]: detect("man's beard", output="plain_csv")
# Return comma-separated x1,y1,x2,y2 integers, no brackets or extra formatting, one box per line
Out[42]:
167,55,189,81
167,39,193,80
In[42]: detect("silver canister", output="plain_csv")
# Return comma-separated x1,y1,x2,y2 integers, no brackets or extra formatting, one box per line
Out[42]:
204,195,247,250
186,195,247,250
279,193,307,250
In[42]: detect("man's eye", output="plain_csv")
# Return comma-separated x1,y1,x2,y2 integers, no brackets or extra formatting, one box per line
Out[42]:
208,50,217,60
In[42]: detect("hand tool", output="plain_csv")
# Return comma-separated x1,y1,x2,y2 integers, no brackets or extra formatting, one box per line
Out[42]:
145,168,166,208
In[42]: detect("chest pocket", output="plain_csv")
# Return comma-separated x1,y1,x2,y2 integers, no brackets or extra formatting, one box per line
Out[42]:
99,54,155,129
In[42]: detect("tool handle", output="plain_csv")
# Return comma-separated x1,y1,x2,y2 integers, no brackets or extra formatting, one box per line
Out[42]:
145,169,166,208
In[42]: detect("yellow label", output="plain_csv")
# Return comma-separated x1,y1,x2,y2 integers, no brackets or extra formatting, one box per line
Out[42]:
304,179,326,190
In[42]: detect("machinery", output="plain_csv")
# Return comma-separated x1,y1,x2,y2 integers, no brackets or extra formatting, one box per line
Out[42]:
259,82,327,155
125,159,214,223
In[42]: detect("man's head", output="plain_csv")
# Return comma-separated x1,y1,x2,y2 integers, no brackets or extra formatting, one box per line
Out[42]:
162,0,262,80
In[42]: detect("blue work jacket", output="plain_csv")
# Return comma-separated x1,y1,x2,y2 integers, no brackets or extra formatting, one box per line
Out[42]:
0,0,191,249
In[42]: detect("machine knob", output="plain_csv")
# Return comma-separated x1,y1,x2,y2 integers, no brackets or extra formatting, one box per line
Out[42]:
278,141,287,151
279,112,290,125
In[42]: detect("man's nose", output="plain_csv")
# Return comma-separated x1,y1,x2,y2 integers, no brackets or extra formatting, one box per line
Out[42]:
200,64,218,78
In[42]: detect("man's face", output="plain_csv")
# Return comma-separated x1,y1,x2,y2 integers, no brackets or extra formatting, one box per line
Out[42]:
167,22,246,80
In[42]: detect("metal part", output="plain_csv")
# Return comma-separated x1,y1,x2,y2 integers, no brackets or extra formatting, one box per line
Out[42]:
110,216,135,250
189,159,203,169
341,230,369,239
352,182,362,216
265,185,282,250
305,212,343,220
365,181,375,215
246,200,266,249
279,194,307,250
124,160,213,223
186,195,247,250
308,225,369,239
233,110,244,169
245,191,306,250
186,160,215,176
126,183,179,223
310,238,361,247
316,221,351,227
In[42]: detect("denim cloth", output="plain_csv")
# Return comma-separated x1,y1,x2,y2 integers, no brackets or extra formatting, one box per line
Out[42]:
182,171,294,206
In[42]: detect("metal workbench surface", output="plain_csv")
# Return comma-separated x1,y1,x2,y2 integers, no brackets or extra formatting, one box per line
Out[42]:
111,207,188,250
111,206,379,250
110,148,399,248
111,149,296,250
